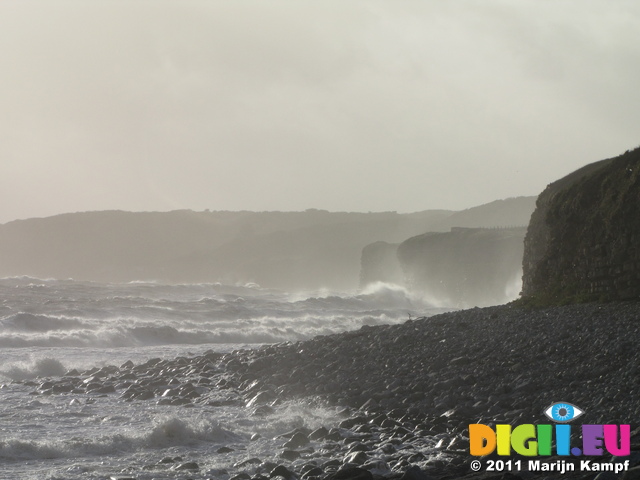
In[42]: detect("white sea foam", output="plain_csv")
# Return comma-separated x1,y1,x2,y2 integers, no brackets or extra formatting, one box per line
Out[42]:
0,416,240,460
0,278,445,349
1,357,67,380
0,277,447,479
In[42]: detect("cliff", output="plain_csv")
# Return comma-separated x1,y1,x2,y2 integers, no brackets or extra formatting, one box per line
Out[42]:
397,227,526,307
521,147,640,303
358,197,536,305
359,241,404,287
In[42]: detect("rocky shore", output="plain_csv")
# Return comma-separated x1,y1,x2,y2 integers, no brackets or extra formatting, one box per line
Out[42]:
20,301,640,480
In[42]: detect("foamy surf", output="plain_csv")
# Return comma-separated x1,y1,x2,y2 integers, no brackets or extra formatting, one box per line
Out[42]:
0,277,448,479
0,278,447,349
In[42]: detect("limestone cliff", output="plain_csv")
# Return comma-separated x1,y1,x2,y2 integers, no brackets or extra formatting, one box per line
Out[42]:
359,241,404,287
397,227,526,307
521,147,640,303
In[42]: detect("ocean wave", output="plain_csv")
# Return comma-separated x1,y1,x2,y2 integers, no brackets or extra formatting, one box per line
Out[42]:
0,416,239,460
0,357,67,380
0,311,411,349
1,313,86,332
0,279,445,350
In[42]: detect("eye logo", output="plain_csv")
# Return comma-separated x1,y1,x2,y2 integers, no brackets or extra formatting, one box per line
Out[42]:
544,402,584,423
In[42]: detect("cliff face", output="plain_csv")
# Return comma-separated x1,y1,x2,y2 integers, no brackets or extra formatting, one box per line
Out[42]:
522,147,640,303
358,197,536,307
397,227,526,307
359,241,403,287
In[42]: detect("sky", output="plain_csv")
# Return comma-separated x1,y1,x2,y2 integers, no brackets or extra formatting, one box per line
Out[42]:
1,1,639,224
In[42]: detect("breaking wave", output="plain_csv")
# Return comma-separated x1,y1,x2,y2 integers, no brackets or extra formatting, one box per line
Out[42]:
0,278,446,349
0,416,239,460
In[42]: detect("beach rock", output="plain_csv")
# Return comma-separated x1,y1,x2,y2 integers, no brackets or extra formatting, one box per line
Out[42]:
309,426,328,440
174,461,199,471
400,465,432,480
280,450,300,461
246,390,276,407
283,431,309,449
326,467,373,480
343,451,368,465
22,296,640,480
269,465,296,479
234,458,261,468
230,473,251,480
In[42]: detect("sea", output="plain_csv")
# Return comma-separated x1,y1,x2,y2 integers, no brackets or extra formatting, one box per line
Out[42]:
0,276,447,480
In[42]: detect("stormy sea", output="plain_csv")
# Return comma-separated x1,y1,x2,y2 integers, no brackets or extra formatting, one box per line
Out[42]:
0,276,447,480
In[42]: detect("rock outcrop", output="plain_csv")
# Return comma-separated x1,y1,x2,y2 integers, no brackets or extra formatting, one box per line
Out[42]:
522,147,640,303
397,227,526,307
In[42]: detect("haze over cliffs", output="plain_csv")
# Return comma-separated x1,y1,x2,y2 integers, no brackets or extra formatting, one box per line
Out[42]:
396,227,526,307
1,209,451,291
0,197,536,296
522,146,640,303
360,197,536,307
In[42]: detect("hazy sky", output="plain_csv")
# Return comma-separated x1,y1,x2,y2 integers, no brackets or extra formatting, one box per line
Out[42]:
1,1,639,223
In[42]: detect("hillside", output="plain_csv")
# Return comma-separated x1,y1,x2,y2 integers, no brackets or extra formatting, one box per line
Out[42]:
0,209,451,290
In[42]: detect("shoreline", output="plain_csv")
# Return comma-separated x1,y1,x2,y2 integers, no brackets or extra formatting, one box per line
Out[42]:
17,301,640,479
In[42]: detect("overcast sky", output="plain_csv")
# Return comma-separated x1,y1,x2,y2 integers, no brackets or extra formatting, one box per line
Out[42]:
1,1,639,223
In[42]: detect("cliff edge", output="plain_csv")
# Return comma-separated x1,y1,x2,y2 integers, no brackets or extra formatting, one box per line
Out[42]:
521,147,640,303
397,227,526,307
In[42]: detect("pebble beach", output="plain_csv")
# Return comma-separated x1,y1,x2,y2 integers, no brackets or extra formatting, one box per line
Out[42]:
14,301,640,480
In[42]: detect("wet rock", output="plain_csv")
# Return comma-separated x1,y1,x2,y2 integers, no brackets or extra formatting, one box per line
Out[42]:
279,449,300,461
339,416,366,429
234,458,262,468
283,431,309,449
174,461,199,471
246,390,276,407
309,426,328,440
252,405,275,416
230,473,252,480
269,465,296,479
302,466,324,479
400,465,432,480
326,467,373,480
343,451,368,465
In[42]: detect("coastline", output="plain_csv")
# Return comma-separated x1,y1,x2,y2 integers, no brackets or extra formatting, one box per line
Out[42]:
24,301,640,479
218,301,640,479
